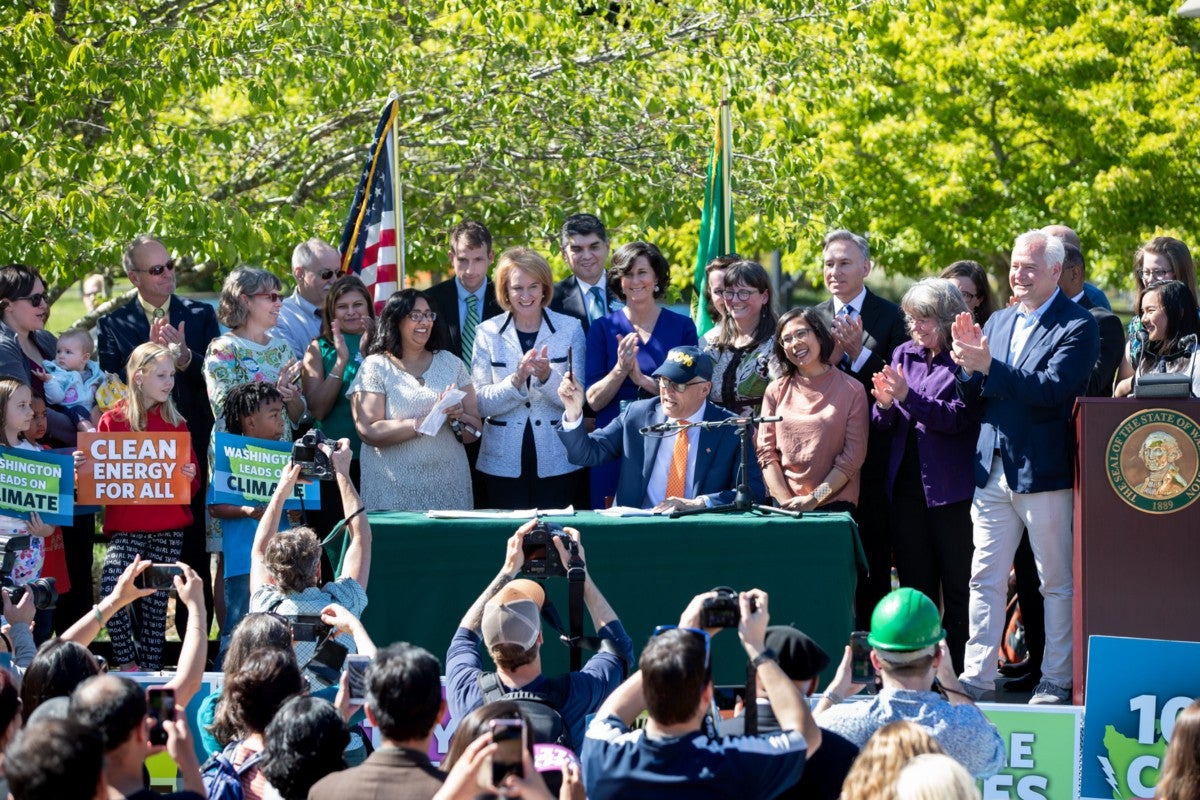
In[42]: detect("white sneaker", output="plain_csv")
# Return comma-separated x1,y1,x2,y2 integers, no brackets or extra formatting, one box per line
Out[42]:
1029,680,1071,705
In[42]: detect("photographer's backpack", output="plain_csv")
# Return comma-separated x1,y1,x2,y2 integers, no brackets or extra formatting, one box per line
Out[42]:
201,740,261,800
477,671,573,750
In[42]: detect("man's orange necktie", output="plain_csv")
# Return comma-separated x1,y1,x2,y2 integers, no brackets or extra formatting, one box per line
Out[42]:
665,424,691,499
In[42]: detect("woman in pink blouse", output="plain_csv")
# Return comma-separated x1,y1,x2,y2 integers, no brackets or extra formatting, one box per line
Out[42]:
756,307,868,512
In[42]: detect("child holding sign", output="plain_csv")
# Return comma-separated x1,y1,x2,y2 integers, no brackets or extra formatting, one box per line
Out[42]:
78,343,199,671
0,377,54,588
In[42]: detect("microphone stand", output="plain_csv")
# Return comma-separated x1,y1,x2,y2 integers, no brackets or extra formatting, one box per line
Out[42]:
643,415,803,519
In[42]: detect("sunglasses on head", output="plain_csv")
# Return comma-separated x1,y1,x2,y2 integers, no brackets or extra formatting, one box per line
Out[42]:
14,293,48,307
138,259,176,276
652,624,712,670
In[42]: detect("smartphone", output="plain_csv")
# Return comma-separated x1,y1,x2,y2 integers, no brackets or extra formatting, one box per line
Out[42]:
850,631,875,683
147,687,175,746
344,654,371,705
481,717,525,790
135,564,184,592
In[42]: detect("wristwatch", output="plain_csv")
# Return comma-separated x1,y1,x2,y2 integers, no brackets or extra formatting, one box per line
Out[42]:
751,647,778,669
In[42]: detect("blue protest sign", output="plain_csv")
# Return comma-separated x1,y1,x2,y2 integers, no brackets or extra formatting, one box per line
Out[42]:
0,445,75,525
208,432,319,510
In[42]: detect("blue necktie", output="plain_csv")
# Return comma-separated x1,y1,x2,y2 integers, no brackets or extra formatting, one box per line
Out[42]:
588,287,605,322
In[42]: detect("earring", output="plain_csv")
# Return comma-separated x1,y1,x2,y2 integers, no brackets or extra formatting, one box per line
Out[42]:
654,284,660,292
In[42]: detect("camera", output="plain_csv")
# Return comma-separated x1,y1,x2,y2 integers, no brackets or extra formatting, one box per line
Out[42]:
0,532,58,611
288,614,333,642
521,521,577,578
699,586,756,629
291,430,335,480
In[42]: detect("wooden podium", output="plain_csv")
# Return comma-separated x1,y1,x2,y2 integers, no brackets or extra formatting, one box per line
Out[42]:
1072,398,1200,703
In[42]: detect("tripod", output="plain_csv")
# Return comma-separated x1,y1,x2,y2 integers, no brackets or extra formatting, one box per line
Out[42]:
644,415,802,519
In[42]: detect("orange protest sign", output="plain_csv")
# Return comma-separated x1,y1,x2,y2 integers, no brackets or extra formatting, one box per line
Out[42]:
77,432,192,506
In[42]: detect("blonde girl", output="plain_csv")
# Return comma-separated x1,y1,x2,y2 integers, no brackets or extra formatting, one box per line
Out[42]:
77,342,199,670
0,377,53,587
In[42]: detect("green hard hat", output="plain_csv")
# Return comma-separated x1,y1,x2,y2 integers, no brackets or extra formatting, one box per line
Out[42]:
867,588,946,651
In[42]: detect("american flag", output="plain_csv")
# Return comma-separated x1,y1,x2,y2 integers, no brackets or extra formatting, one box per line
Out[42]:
339,98,403,310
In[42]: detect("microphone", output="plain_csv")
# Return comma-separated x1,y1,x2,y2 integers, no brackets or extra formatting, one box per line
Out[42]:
638,422,678,434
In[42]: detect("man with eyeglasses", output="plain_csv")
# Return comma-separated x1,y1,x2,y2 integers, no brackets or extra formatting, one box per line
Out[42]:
98,234,221,632
556,346,764,511
269,238,341,359
582,589,821,799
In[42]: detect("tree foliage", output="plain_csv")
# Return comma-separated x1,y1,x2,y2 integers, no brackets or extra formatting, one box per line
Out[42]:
810,0,1200,293
1,0,866,297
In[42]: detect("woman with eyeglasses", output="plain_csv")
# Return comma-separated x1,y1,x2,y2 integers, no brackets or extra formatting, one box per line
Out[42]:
349,288,481,511
702,260,781,417
939,260,995,325
204,268,306,601
870,279,981,674
1117,237,1199,386
584,241,698,508
471,248,585,509
757,308,867,513
0,263,75,445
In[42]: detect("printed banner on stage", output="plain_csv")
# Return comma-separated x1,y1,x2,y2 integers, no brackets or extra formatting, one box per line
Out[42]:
209,432,319,510
1081,636,1200,800
0,446,75,525
978,705,1082,800
76,432,192,505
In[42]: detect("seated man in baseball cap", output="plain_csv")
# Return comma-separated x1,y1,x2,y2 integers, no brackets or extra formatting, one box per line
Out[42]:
557,345,765,512
815,588,1005,778
445,520,634,750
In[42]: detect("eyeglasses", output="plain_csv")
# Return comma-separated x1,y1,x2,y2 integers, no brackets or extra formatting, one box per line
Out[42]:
1141,269,1175,282
311,269,337,281
957,289,978,301
408,311,437,322
251,292,284,303
780,329,812,345
136,260,176,276
13,293,48,307
719,288,758,302
657,377,705,393
904,315,939,329
652,625,711,670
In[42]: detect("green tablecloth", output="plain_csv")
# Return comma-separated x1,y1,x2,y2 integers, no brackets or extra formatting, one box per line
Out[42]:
351,510,863,684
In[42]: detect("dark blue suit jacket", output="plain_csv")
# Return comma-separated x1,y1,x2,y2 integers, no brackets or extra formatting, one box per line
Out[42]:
557,397,765,508
957,290,1099,493
97,294,220,461
550,275,617,334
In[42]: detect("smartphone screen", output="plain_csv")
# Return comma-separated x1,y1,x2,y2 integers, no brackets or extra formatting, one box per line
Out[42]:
147,687,175,746
345,654,371,705
135,564,184,592
483,718,525,789
850,631,876,683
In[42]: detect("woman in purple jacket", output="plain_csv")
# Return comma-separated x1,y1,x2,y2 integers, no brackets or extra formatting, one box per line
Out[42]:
871,278,982,675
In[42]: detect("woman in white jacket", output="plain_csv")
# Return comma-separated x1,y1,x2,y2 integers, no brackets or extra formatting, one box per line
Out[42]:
472,247,586,509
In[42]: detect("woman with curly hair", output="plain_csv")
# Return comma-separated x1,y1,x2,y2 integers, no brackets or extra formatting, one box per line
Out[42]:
260,696,350,800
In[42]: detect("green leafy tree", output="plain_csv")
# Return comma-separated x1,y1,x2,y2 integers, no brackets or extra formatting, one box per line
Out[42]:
807,0,1200,295
1,0,864,303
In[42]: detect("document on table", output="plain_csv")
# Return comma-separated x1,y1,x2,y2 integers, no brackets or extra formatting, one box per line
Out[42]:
594,506,661,517
425,506,575,519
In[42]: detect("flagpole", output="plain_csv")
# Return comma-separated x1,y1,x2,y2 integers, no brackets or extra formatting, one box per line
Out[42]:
719,99,733,254
388,93,405,288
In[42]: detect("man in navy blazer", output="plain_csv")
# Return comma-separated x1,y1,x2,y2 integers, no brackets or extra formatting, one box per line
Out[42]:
556,346,764,511
550,213,616,333
97,234,221,627
951,230,1099,705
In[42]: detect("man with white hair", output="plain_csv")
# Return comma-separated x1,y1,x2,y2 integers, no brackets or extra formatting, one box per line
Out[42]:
949,230,1099,705
270,238,341,359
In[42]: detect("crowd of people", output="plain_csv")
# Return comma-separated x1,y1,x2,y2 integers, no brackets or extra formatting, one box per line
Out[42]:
0,215,1198,798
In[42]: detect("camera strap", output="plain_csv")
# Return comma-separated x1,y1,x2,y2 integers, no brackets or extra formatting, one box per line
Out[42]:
537,557,592,672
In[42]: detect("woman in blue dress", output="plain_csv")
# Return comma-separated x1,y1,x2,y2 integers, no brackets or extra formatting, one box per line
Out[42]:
584,241,698,508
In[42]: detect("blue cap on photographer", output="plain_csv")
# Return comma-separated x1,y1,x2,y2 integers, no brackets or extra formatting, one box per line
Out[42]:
482,579,546,650
652,346,713,384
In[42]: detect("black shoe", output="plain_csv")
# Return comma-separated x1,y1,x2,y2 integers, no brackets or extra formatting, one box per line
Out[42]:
1003,670,1043,693
999,661,1033,678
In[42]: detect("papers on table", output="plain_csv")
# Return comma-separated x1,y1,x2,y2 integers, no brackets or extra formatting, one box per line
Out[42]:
425,506,575,520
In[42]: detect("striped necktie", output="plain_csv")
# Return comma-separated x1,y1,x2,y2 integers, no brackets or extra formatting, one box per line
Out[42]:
462,294,479,366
